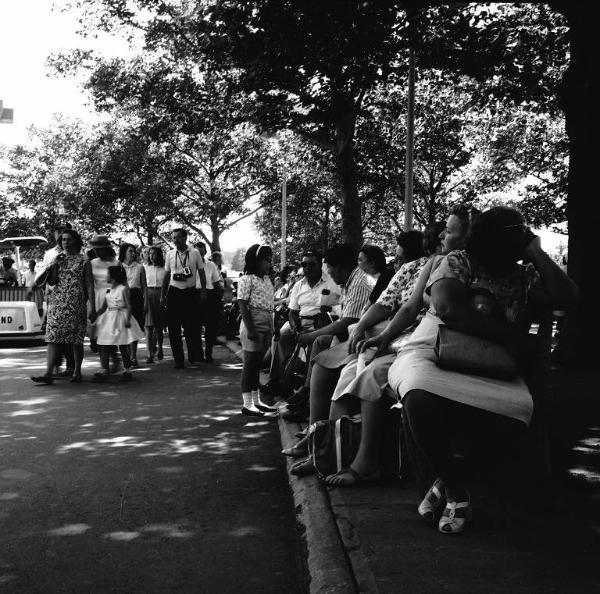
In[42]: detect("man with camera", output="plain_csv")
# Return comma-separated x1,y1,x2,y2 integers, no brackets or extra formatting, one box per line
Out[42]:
162,229,208,369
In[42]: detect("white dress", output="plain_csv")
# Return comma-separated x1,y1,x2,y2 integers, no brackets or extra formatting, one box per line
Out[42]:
96,285,144,346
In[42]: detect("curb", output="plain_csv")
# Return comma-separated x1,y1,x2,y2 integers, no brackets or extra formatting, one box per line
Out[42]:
224,338,379,593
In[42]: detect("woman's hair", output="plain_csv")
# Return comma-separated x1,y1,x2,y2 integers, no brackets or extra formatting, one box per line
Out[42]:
146,246,165,266
61,228,84,251
396,230,425,262
2,257,15,268
466,206,526,266
449,204,472,236
119,243,138,263
279,265,295,283
324,243,357,270
359,244,387,273
422,222,445,256
244,243,273,275
108,265,127,285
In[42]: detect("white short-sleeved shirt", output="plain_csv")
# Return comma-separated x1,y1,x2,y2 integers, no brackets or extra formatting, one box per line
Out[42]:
196,259,223,290
22,270,37,288
237,274,274,312
288,276,341,317
122,262,143,289
144,264,166,288
165,247,204,290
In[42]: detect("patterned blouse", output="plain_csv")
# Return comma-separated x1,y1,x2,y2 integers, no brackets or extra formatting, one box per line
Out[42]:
376,257,430,313
425,250,540,325
237,274,274,312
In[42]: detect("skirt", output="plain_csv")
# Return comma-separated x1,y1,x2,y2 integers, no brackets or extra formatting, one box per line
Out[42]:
96,309,145,346
130,287,145,330
331,354,397,402
145,287,164,328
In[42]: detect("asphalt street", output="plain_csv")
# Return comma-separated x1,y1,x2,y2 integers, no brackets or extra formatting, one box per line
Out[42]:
0,341,306,593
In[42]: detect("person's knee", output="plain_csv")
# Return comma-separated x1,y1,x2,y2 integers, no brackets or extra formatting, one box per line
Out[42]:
402,389,436,421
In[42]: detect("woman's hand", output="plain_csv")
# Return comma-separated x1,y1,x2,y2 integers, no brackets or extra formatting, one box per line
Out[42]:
357,333,390,359
89,311,97,323
348,327,365,354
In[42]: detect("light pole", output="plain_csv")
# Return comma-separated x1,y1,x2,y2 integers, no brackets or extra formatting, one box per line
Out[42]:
403,48,416,231
281,171,287,268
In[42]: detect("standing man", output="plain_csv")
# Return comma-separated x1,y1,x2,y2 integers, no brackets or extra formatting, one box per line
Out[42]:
162,229,207,369
22,259,37,300
194,242,224,363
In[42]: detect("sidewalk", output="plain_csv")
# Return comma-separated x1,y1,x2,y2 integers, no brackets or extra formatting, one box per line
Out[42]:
227,337,600,594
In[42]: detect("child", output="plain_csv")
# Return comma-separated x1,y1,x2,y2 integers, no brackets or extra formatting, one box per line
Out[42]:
92,265,144,381
237,244,278,416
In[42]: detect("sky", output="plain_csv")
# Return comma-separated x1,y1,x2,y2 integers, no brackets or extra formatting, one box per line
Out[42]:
0,1,566,256
0,0,260,251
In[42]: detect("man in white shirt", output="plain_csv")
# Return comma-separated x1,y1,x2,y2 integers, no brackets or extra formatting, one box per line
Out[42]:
162,228,207,368
22,259,37,299
195,242,224,363
265,250,340,394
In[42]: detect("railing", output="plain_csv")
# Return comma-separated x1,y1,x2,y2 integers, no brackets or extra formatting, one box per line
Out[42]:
0,286,44,312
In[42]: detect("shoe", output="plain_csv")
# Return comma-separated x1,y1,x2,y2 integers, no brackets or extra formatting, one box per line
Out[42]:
54,368,74,379
282,442,308,458
282,405,309,423
131,358,139,368
120,371,132,381
31,375,53,385
241,406,265,417
418,478,445,522
146,356,155,364
290,458,315,477
157,347,164,360
70,374,83,383
438,492,471,534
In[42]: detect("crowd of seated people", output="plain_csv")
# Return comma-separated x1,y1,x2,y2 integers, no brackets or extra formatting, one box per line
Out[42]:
262,205,577,535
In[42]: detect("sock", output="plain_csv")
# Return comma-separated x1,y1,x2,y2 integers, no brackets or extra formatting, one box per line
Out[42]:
252,390,276,410
242,392,255,409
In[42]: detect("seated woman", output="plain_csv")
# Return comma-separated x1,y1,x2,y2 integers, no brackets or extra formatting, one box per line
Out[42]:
336,207,577,534
357,244,394,312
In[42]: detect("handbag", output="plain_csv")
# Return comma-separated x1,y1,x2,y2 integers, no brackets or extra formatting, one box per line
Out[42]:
434,325,518,380
308,415,362,479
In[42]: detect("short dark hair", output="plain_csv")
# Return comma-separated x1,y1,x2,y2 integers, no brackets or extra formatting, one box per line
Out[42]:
279,265,295,282
244,243,273,275
359,244,387,273
466,206,526,266
2,257,15,268
28,259,36,267
61,228,83,251
194,241,206,250
396,231,425,262
172,228,187,237
449,204,471,235
108,265,127,285
422,222,444,256
324,243,357,270
301,250,322,262
147,246,165,266
119,243,138,262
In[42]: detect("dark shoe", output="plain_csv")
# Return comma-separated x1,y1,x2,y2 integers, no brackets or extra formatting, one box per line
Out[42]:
31,375,53,385
282,405,309,423
70,374,83,383
241,406,265,417
256,402,278,413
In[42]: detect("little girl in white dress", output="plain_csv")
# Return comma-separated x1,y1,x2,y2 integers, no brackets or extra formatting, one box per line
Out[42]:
92,266,144,381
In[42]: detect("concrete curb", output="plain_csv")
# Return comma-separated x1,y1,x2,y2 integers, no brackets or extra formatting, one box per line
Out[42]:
224,337,378,593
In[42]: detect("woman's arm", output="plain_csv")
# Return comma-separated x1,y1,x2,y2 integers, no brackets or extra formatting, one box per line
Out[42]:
91,296,107,322
347,303,392,353
83,261,96,319
122,286,132,327
525,236,578,307
238,299,257,339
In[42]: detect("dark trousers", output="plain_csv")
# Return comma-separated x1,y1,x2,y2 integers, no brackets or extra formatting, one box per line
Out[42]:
199,289,220,356
167,287,201,365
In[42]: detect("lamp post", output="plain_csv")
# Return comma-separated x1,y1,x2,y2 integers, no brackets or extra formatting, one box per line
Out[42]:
281,171,287,268
403,48,416,231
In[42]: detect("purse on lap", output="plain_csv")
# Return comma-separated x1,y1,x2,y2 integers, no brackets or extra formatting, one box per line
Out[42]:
434,325,518,380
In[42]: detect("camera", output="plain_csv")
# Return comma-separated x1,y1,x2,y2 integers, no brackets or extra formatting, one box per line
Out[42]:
173,266,193,282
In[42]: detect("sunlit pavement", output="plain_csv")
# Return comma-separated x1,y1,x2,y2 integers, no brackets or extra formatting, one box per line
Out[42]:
0,341,305,592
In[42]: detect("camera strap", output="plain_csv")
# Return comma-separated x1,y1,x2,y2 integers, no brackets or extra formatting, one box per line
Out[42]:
176,250,189,271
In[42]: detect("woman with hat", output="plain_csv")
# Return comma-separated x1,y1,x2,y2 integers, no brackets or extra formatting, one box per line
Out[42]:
88,235,119,359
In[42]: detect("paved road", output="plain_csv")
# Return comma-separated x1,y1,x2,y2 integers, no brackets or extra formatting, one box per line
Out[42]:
0,341,305,593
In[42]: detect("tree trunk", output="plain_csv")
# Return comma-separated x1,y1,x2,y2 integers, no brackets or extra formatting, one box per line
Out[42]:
555,2,600,366
334,100,363,249
210,222,222,253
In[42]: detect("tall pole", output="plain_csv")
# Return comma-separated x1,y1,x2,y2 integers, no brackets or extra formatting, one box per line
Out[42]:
281,172,287,268
404,48,416,231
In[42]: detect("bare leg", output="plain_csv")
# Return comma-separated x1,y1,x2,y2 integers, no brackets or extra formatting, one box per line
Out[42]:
308,363,342,424
45,343,61,377
350,399,385,476
72,344,84,378
130,340,138,363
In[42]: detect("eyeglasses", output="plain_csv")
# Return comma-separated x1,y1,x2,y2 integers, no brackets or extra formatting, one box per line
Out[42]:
301,261,317,268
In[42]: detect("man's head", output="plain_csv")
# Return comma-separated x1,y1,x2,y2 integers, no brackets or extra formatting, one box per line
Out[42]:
194,241,207,258
53,222,72,243
300,250,323,282
211,251,223,268
324,244,358,286
172,228,188,250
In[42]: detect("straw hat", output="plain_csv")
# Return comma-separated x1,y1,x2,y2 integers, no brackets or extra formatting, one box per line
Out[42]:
89,234,112,249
